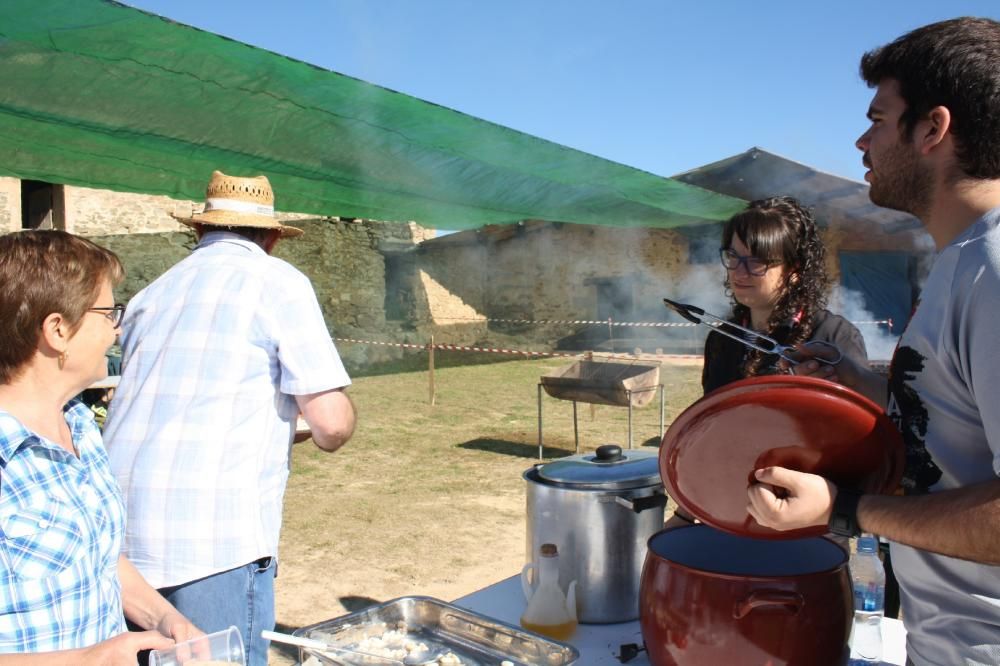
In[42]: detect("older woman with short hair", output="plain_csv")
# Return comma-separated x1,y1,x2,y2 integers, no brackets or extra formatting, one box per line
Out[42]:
0,230,199,664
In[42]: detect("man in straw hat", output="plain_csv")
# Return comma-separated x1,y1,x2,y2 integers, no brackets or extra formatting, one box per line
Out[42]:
105,170,356,665
748,17,1000,665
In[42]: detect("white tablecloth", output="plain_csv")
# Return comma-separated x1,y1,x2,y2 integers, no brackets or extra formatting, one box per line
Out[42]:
453,575,907,665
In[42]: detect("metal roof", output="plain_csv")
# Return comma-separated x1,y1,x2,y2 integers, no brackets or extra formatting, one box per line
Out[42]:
673,147,922,233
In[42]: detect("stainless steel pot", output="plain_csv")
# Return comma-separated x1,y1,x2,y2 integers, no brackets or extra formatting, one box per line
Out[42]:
524,444,667,623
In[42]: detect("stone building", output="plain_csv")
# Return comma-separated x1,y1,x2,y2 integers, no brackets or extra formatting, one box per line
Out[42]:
1,146,933,367
0,175,442,369
413,149,935,361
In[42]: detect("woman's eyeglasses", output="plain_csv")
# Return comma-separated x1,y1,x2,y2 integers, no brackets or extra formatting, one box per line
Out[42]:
719,248,778,277
88,304,127,328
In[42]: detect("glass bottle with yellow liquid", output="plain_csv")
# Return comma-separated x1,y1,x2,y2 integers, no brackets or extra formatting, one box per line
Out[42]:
520,543,577,641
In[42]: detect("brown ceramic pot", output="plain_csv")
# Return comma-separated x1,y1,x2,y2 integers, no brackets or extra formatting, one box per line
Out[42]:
639,525,852,666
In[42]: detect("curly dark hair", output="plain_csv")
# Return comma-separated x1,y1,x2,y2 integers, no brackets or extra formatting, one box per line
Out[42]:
721,196,829,376
860,17,1000,179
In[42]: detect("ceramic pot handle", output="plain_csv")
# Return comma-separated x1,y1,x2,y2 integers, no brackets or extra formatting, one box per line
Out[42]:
733,590,804,619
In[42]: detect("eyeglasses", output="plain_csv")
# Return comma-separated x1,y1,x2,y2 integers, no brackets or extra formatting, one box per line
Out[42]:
87,304,126,328
719,248,779,277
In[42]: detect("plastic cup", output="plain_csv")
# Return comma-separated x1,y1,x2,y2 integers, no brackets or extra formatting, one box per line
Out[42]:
148,626,245,666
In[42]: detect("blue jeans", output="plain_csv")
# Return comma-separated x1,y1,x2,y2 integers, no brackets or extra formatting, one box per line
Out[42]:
158,557,277,666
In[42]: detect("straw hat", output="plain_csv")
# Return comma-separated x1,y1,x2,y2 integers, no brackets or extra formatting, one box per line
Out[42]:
175,170,303,238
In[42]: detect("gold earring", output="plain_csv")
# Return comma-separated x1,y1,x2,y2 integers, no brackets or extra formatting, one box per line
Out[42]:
58,351,67,370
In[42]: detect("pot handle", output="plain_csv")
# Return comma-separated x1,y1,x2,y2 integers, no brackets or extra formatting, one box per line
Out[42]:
520,562,537,602
733,590,804,619
613,493,668,513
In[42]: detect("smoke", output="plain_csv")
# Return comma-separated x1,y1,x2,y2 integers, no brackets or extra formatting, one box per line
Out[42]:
828,286,899,362
656,263,732,320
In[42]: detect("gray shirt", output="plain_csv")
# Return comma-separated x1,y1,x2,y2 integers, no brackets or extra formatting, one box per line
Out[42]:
886,206,1000,666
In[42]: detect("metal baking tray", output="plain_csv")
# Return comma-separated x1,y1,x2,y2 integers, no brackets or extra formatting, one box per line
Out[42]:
294,595,578,666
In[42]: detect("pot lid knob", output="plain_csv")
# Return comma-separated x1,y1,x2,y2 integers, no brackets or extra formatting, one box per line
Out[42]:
595,444,624,463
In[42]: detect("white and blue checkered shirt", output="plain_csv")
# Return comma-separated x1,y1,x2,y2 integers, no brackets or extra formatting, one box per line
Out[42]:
104,232,350,588
0,402,127,653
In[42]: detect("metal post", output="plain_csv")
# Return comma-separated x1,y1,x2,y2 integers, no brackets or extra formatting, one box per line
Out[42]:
537,383,544,460
659,383,665,439
627,389,633,449
573,401,579,453
428,335,436,406
608,317,614,353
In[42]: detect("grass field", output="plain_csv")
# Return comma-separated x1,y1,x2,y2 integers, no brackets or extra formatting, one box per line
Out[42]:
270,352,703,664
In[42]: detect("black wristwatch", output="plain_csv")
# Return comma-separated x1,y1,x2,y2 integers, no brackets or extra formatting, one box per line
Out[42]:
828,487,863,538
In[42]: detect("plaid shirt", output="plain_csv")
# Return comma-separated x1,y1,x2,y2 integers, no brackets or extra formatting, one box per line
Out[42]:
104,232,351,588
0,401,126,653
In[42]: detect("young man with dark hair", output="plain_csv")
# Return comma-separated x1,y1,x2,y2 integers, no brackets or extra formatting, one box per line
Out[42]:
746,17,1000,665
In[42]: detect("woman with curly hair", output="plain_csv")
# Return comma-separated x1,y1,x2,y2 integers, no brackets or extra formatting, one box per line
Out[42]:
701,196,868,393
665,196,869,530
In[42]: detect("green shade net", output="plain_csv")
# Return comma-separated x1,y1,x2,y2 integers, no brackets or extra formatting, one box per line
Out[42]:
0,0,745,230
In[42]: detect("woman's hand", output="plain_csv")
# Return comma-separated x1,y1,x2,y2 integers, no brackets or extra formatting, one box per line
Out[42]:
747,466,836,531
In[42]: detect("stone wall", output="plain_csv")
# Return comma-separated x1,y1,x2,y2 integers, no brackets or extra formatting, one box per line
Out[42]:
414,218,935,355
88,217,433,371
1,175,937,364
0,176,437,370
64,185,190,235
0,177,21,233
416,222,710,354
0,178,366,236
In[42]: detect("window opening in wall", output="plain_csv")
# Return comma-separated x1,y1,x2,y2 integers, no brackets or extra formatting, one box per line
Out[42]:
21,180,65,230
593,277,635,322
383,252,417,326
682,223,724,265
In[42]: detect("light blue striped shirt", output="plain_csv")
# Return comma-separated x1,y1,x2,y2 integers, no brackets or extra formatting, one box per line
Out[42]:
104,232,350,587
0,401,127,652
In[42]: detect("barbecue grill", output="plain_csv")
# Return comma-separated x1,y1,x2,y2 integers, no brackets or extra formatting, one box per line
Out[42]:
537,358,664,458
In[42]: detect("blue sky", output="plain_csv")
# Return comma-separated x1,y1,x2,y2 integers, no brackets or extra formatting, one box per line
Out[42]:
124,1,997,182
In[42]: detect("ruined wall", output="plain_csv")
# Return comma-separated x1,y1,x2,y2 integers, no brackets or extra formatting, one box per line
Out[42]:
416,222,708,353
0,177,21,233
821,217,933,284
88,218,431,370
0,182,336,236
414,217,935,355
63,185,190,235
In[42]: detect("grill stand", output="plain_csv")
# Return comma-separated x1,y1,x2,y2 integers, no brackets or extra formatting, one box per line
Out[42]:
537,383,664,459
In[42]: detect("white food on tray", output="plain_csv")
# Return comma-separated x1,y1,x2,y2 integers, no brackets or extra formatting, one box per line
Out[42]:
313,626,468,665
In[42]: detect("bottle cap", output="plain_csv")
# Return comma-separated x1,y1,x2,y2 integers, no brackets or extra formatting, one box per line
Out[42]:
857,534,879,553
540,543,558,557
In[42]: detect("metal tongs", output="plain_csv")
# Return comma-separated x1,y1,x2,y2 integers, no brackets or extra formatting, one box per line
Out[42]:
662,297,842,366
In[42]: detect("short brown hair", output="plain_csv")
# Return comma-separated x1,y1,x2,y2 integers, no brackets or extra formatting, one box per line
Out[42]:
0,230,124,383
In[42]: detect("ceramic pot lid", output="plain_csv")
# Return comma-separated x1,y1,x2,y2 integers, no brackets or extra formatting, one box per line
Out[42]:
538,444,661,490
660,375,903,539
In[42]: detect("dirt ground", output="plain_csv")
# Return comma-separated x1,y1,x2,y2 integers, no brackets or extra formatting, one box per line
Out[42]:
266,355,702,665
268,497,525,665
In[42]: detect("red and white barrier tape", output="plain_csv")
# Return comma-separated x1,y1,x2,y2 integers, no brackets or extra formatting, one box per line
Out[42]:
428,315,893,328
431,317,698,327
335,337,574,357
334,337,701,361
